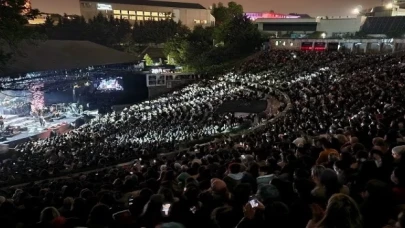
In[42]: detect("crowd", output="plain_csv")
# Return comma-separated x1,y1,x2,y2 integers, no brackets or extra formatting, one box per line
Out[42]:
0,50,405,228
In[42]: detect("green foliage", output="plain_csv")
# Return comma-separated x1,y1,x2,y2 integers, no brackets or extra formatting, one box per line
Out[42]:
41,12,190,48
143,54,154,66
211,1,243,25
165,2,261,74
0,0,40,74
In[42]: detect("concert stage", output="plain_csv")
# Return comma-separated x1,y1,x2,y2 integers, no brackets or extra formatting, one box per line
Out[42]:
0,114,79,148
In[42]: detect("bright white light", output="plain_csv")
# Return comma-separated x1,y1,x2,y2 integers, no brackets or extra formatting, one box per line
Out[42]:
386,3,393,9
352,8,360,14
321,33,326,39
97,3,112,10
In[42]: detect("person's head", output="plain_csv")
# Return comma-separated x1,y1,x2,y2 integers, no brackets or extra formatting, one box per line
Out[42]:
333,160,345,174
311,165,326,185
293,178,315,198
211,178,228,196
396,210,405,228
362,179,390,200
319,169,342,199
391,166,405,186
87,204,112,228
256,184,280,204
370,149,383,161
40,207,60,224
318,194,362,228
228,163,241,174
158,187,175,203
392,145,405,161
319,138,332,150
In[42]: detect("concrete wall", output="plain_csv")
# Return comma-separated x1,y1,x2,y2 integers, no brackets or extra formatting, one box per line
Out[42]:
316,16,366,37
269,38,405,53
80,1,214,29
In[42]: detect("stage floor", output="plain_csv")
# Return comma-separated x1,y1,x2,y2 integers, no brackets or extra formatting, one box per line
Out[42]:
1,114,79,146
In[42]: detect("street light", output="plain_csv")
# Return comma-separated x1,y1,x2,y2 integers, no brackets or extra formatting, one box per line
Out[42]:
352,8,360,14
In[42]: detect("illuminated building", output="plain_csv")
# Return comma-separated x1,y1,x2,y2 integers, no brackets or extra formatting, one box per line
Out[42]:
244,12,301,21
79,0,215,29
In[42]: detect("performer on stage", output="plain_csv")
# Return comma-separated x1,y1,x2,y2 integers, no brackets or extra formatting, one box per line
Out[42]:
39,115,45,127
0,116,4,130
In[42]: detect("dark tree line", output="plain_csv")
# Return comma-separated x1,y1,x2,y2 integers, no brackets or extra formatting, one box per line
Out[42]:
38,13,190,49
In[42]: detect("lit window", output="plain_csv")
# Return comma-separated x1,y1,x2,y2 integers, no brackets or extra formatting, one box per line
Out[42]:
144,16,152,20
144,11,151,16
129,11,135,15
153,17,159,21
113,10,120,14
160,17,166,20
290,42,293,46
151,12,158,16
121,15,129,19
121,10,128,15
275,41,279,46
202,20,207,24
194,19,200,24
130,16,136,20
282,41,286,46
114,15,121,19
136,11,143,15
137,16,143,20
158,12,165,17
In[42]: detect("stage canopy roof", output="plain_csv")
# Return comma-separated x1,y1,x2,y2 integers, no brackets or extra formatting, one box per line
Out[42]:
1,40,139,77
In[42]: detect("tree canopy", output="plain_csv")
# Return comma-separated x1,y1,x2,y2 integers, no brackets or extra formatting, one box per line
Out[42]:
0,0,40,74
165,1,262,74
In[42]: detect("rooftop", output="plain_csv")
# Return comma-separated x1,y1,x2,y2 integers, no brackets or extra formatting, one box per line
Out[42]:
1,40,138,76
80,0,206,9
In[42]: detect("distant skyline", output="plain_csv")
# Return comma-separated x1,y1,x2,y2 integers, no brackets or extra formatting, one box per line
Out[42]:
32,0,384,16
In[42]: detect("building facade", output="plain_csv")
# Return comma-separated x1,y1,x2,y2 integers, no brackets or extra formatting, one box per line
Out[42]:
79,0,214,29
316,16,366,38
269,38,405,53
252,13,365,38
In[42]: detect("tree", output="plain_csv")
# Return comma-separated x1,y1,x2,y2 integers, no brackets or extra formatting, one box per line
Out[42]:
214,14,261,55
211,1,243,25
143,54,153,66
0,0,40,74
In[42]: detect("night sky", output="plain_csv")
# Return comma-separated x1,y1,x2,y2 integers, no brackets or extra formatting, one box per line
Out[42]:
31,0,383,16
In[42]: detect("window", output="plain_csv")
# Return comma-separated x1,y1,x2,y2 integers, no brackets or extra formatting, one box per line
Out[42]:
136,11,143,15
202,20,207,24
121,15,129,19
160,17,166,20
144,16,152,20
158,12,165,17
114,15,121,19
81,2,92,8
144,11,151,16
194,19,200,24
151,12,158,16
130,16,136,20
153,17,159,21
129,11,135,15
113,10,120,14
137,16,143,20
121,10,128,15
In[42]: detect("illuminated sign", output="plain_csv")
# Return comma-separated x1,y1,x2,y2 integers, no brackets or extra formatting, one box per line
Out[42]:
97,3,112,10
245,12,301,21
